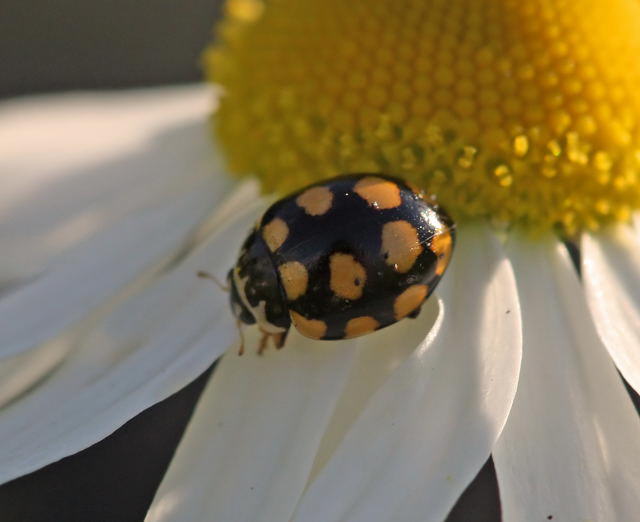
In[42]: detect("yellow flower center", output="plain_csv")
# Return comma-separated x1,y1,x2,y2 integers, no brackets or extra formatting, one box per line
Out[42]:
204,0,640,235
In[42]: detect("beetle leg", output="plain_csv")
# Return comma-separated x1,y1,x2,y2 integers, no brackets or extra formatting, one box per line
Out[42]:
407,306,422,319
273,328,289,349
236,319,246,356
257,331,270,355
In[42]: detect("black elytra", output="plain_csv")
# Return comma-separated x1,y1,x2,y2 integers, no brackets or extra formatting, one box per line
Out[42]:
227,173,455,351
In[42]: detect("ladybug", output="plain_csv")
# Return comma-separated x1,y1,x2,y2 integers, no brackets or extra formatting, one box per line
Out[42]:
225,174,455,354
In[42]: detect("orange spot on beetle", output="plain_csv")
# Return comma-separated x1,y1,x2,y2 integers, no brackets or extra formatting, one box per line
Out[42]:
290,311,327,339
431,230,453,275
344,316,379,338
330,253,367,300
262,217,289,252
278,261,308,300
381,220,423,273
394,284,428,320
296,186,334,215
354,176,402,209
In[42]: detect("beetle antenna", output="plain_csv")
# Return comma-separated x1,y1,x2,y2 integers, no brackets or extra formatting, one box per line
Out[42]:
197,270,230,292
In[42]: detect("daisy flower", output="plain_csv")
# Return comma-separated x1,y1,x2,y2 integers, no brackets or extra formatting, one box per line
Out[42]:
3,0,640,521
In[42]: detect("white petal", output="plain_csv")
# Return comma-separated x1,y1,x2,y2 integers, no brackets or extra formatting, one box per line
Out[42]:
0,338,70,408
146,331,358,522
0,85,219,277
0,86,233,357
493,236,640,521
308,296,441,480
582,224,640,394
293,225,522,522
0,183,264,484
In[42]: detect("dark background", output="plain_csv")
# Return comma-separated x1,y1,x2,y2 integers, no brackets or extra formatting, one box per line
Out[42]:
0,1,501,520
0,0,222,98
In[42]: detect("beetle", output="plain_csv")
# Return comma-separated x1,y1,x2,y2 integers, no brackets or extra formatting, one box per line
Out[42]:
212,174,455,354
